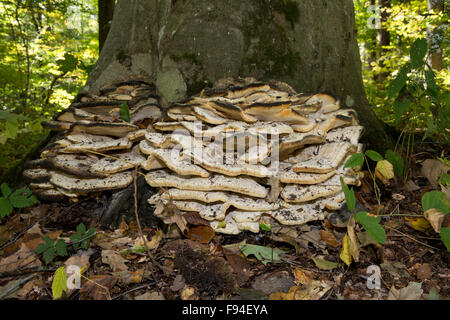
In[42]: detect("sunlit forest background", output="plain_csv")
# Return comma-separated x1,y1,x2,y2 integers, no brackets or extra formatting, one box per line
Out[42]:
0,0,448,181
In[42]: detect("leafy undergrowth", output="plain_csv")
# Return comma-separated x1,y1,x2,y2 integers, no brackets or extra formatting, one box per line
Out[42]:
0,146,449,300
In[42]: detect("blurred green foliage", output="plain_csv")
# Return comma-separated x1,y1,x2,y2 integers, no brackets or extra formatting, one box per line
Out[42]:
354,0,449,135
0,0,98,180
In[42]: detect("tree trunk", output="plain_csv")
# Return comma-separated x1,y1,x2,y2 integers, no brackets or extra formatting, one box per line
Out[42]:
98,0,115,53
85,0,394,152
427,0,444,70
377,0,391,82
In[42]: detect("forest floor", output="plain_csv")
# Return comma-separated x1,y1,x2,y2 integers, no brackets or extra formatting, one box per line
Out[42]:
0,143,448,301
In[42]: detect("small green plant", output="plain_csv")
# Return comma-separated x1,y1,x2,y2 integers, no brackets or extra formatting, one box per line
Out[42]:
344,149,397,206
119,102,130,122
340,177,386,245
388,38,449,180
35,236,68,264
35,223,96,264
0,183,38,218
259,222,271,232
69,223,96,251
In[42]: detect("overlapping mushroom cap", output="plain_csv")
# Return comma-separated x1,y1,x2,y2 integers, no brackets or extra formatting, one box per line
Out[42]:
25,77,364,234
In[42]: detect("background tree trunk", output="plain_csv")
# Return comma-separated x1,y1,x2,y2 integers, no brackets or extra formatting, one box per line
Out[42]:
427,0,444,70
85,0,394,152
377,0,391,82
98,0,115,53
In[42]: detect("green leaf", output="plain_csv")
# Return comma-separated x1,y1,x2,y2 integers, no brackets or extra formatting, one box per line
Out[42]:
344,153,364,169
35,236,54,255
365,150,383,162
259,223,271,232
439,174,450,186
43,247,55,264
119,102,130,122
76,223,86,234
393,99,411,125
55,240,68,257
354,212,386,244
312,257,341,270
422,191,450,214
56,53,78,73
388,64,410,99
0,197,13,218
52,267,67,299
1,183,11,198
385,150,404,177
8,187,37,208
340,177,355,213
238,241,284,265
425,69,439,98
81,239,90,250
410,38,427,69
440,228,450,252
217,221,226,229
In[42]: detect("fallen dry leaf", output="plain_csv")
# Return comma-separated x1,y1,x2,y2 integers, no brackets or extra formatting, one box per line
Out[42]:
114,269,144,284
170,274,186,292
80,275,119,300
293,268,313,285
134,229,163,250
183,212,210,226
0,243,42,273
319,230,339,248
340,234,352,266
186,226,215,244
65,249,93,269
347,218,360,262
252,270,295,295
405,217,433,234
101,250,129,272
181,286,197,300
224,252,252,285
135,291,165,300
421,159,449,188
416,263,432,281
424,208,445,233
270,281,332,300
388,282,423,300
16,277,44,299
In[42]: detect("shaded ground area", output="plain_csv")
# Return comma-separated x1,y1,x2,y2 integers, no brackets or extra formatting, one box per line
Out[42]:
0,144,448,300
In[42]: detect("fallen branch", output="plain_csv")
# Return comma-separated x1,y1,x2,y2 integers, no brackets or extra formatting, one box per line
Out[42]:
0,266,57,279
0,274,37,299
385,226,439,250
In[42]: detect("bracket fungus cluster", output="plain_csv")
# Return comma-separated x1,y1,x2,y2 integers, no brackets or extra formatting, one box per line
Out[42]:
25,77,364,235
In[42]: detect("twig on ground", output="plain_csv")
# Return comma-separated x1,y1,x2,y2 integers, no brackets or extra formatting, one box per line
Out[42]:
0,266,56,279
0,210,53,251
0,274,37,299
385,226,439,250
112,281,156,300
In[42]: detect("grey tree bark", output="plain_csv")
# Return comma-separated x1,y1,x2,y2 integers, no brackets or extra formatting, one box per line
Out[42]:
98,0,115,53
84,0,394,152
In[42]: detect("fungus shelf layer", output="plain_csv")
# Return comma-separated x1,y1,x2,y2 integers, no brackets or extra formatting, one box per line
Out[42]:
26,77,364,234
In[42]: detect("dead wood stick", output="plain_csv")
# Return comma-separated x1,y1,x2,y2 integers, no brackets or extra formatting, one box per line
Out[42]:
0,274,37,299
0,266,57,279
